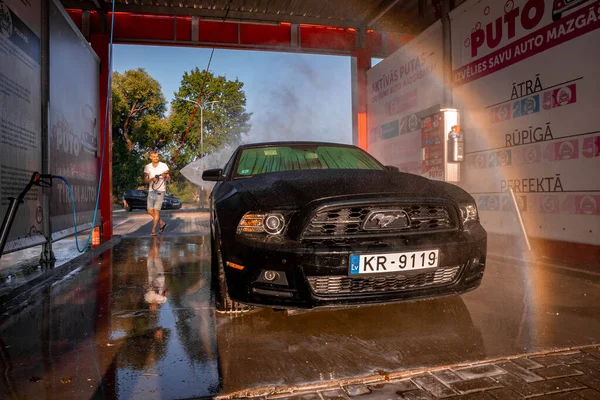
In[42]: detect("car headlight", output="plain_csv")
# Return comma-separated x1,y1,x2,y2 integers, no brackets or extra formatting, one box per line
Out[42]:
459,203,478,224
237,212,288,235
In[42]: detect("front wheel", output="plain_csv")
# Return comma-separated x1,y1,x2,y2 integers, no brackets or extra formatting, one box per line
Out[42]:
211,233,253,314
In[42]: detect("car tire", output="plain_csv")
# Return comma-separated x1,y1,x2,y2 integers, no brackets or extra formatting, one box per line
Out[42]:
127,204,133,212
211,231,253,314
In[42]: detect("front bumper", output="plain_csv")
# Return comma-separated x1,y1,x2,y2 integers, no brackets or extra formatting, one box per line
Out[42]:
219,224,487,309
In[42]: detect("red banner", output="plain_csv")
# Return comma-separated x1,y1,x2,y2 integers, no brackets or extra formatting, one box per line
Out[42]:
454,1,600,86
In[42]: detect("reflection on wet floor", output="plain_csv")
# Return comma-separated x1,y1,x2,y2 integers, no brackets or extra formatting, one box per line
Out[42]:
217,297,485,392
0,235,599,399
107,236,217,399
0,236,219,399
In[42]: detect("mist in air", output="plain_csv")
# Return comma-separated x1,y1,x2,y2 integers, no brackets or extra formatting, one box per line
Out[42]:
246,54,353,144
180,144,236,189
182,53,354,186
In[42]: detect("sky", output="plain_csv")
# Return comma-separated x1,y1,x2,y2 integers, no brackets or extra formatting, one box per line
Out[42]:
112,45,355,145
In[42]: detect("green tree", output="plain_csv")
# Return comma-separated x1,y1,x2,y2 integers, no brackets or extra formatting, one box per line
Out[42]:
112,68,169,197
169,68,251,171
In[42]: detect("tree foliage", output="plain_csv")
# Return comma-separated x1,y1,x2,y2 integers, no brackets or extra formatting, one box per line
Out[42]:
112,68,169,151
112,141,146,200
169,68,251,171
112,68,169,197
111,67,251,201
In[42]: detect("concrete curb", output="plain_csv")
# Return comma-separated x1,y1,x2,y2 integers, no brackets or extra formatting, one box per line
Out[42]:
216,344,600,399
0,236,122,314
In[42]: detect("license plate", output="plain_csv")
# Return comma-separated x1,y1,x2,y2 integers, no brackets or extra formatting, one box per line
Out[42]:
349,249,439,275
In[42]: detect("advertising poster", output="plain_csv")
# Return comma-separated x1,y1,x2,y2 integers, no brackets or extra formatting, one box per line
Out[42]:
421,111,445,180
451,0,600,244
49,0,100,234
367,21,444,175
0,0,43,252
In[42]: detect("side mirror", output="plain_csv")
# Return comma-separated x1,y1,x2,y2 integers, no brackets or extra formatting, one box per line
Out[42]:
384,165,399,172
202,168,225,182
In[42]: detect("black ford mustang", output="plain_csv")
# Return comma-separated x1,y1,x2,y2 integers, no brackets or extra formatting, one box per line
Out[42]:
203,142,486,313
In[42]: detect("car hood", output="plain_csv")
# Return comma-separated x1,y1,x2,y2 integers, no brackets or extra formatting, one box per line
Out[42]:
230,169,474,209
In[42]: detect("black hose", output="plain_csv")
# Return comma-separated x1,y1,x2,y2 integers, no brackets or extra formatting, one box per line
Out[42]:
0,172,52,258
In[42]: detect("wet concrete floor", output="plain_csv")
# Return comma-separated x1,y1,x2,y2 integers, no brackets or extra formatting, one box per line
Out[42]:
0,223,599,399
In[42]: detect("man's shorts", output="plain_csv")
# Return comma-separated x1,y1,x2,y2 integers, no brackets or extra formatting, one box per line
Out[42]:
147,191,164,210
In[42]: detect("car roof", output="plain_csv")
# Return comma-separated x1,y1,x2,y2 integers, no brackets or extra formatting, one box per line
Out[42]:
236,141,359,150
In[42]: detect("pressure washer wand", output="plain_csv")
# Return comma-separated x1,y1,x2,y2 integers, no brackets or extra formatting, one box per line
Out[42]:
0,172,52,259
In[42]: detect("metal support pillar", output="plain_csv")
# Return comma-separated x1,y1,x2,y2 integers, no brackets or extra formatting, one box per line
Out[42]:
441,0,453,107
418,0,426,25
290,24,300,48
351,28,371,150
91,33,113,241
40,0,55,266
82,10,91,39
191,16,199,42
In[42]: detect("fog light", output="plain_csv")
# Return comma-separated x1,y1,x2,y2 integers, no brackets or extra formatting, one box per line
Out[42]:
263,270,279,281
258,270,289,286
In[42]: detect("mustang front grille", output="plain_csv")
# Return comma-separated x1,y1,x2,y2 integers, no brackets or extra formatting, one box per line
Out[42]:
302,203,457,239
307,265,461,296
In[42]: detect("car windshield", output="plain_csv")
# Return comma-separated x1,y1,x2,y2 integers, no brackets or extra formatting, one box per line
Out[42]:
233,145,384,178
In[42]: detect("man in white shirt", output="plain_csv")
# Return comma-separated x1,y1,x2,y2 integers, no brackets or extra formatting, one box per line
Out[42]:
144,151,170,236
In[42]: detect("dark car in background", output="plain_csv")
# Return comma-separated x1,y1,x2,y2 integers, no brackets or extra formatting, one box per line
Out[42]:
203,141,487,313
122,189,182,211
